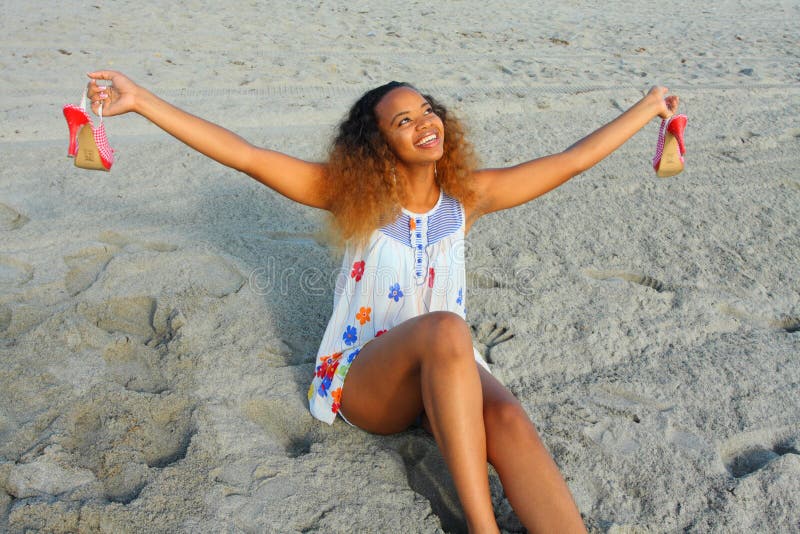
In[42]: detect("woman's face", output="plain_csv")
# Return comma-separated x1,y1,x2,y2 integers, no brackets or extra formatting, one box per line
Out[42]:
374,87,445,167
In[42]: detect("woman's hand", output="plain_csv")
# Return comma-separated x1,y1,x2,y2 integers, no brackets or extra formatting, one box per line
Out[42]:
86,70,139,117
645,86,680,120
81,69,329,208
468,85,683,220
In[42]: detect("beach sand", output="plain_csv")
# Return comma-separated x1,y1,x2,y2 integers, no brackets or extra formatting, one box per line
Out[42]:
1,1,799,532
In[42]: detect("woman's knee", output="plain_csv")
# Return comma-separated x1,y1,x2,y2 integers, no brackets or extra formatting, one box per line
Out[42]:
415,311,473,362
484,397,536,445
418,311,471,342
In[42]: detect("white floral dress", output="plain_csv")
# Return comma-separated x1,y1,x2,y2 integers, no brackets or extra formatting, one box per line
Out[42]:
308,191,490,425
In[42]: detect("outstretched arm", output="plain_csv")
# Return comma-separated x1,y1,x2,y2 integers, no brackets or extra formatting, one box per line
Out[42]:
468,87,678,221
87,71,330,210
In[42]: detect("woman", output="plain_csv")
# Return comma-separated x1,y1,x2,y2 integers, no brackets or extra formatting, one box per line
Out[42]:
85,71,679,533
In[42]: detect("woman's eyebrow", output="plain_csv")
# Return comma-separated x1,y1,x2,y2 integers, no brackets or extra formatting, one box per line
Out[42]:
390,102,430,125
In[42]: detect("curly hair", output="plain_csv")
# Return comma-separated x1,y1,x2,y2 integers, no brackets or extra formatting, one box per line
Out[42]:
321,82,479,245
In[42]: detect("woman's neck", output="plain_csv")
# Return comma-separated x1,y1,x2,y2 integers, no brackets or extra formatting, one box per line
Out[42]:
397,163,439,213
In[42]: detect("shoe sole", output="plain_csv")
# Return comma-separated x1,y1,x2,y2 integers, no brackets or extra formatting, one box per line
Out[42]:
656,132,684,178
74,124,110,172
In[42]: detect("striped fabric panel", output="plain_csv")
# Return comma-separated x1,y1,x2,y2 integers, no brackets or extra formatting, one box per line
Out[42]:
427,194,463,245
379,214,412,247
378,193,463,248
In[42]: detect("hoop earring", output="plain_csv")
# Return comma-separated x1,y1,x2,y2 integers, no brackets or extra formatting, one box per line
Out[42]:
391,165,397,186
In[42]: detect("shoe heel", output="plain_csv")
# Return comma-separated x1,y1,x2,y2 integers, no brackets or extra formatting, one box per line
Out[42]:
667,114,687,155
63,105,90,157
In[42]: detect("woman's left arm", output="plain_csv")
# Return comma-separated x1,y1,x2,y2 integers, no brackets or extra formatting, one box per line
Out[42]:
468,87,678,220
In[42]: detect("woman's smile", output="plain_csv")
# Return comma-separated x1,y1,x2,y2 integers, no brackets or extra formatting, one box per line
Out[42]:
414,131,441,148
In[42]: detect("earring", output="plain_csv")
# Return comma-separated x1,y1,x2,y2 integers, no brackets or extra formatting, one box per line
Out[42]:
434,162,438,181
391,165,397,186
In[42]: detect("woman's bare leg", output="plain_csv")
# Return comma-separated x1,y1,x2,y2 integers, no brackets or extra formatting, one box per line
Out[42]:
478,368,587,533
340,311,499,533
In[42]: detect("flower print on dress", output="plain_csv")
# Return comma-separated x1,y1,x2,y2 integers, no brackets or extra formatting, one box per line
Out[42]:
375,329,388,338
351,260,365,282
388,282,404,302
336,348,360,380
315,351,343,397
355,306,371,325
315,352,342,378
342,325,358,346
318,358,340,397
428,267,435,289
331,387,343,414
456,287,463,306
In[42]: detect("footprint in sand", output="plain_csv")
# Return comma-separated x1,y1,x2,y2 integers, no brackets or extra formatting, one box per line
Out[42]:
63,245,119,296
582,386,686,456
0,256,33,288
549,397,600,429
471,322,514,364
0,203,28,231
77,295,157,341
719,304,800,334
64,391,195,503
63,231,181,297
98,230,179,252
255,338,295,367
584,268,668,293
720,427,800,478
243,399,320,458
78,295,188,350
774,316,800,333
782,179,800,192
397,437,464,533
102,337,169,394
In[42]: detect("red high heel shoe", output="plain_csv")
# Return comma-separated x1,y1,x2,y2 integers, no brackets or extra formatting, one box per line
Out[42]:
62,92,90,157
62,91,115,171
652,114,687,177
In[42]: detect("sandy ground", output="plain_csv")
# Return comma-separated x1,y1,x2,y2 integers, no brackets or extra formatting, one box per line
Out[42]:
1,1,799,532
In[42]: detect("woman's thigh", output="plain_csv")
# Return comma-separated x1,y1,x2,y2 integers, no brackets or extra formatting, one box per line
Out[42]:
339,311,473,435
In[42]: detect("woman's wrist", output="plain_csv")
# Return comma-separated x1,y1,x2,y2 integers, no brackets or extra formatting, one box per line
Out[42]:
130,84,150,116
640,92,665,120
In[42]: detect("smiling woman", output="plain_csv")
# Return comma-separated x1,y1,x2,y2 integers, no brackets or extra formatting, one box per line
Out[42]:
83,69,677,532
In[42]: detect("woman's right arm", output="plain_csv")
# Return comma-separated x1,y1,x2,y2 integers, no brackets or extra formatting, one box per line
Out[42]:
87,71,330,210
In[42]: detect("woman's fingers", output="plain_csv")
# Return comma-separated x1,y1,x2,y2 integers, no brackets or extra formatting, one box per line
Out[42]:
84,70,137,116
86,80,110,114
647,85,668,100
666,95,680,113
646,86,680,119
87,70,116,81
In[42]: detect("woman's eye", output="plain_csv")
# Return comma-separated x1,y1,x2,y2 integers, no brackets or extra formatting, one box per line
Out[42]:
399,118,410,126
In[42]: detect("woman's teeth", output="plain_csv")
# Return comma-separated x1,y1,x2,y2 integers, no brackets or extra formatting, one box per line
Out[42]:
416,134,438,146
